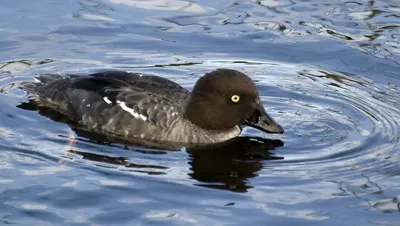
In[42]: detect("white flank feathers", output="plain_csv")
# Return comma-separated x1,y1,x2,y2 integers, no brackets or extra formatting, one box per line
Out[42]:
103,96,112,104
116,100,147,121
139,114,147,121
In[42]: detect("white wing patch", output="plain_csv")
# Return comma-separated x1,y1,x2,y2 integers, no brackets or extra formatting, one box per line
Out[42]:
34,78,42,83
116,100,147,121
103,96,112,104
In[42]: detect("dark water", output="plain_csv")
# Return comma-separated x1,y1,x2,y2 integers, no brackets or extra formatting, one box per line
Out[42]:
1,0,400,225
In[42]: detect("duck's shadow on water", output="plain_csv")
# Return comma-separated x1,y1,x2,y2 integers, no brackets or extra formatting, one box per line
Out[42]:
18,101,284,192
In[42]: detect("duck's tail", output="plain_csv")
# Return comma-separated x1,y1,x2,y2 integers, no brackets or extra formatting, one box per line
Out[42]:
20,73,64,94
20,74,72,113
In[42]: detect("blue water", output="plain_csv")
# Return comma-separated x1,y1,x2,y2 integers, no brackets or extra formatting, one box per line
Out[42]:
1,0,400,225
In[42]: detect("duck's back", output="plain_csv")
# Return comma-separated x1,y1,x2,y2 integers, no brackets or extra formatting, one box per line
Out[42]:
21,71,193,141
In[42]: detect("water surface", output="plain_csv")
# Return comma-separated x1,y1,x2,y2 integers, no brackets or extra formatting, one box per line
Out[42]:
1,0,400,225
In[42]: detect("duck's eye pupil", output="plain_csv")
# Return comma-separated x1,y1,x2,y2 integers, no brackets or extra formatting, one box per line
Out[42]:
231,95,240,103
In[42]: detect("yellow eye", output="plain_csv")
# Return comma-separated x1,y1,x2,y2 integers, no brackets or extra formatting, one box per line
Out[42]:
231,95,240,103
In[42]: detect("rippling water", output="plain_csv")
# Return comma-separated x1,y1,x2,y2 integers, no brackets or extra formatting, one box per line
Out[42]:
1,0,400,225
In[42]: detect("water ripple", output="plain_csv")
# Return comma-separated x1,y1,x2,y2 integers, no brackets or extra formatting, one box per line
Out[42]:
0,0,400,223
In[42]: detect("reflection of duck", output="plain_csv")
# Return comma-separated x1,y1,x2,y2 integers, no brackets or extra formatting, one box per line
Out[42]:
19,69,283,146
188,137,283,192
48,127,284,192
62,136,283,192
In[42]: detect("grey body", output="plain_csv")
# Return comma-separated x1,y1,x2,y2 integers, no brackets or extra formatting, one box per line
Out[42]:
21,71,240,144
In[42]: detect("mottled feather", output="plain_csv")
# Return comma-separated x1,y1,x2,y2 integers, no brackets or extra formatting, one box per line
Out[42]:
21,71,190,140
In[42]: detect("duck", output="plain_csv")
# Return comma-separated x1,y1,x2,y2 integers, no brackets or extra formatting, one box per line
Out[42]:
20,68,284,144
